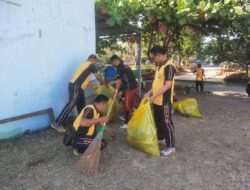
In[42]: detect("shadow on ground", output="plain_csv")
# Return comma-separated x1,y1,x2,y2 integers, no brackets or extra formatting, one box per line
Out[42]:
0,92,250,190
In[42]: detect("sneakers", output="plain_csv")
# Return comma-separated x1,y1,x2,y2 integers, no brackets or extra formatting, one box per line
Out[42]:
120,124,128,129
160,148,176,157
50,122,66,133
73,149,81,156
171,109,175,114
119,115,125,121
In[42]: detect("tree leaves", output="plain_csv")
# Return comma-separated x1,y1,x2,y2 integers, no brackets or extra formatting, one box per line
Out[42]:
178,18,188,25
224,0,230,5
96,0,250,61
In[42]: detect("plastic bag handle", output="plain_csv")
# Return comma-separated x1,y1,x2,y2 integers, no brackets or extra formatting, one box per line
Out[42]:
140,97,150,105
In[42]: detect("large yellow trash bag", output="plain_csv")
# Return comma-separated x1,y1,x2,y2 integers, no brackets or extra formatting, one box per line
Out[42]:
96,85,120,120
127,98,160,157
174,98,202,118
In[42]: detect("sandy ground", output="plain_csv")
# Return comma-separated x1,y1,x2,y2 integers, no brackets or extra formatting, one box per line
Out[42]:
0,92,250,190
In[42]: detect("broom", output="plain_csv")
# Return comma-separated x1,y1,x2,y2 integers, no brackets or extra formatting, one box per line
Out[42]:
76,90,118,175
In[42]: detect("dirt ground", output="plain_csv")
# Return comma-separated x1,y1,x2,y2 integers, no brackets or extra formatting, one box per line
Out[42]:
0,92,250,190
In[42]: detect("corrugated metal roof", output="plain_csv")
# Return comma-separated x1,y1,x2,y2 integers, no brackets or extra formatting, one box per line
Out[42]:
96,13,143,38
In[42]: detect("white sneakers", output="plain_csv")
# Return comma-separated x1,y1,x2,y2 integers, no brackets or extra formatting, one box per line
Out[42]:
119,115,127,129
73,149,80,156
160,148,176,157
119,115,125,121
120,124,128,129
119,115,128,129
50,122,66,133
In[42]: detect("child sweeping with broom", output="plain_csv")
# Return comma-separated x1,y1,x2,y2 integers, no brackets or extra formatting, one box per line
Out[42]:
70,94,111,156
76,90,118,175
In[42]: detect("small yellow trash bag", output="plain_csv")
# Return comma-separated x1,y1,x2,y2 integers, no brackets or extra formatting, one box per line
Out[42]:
96,84,114,98
173,98,202,118
127,98,160,157
96,85,120,120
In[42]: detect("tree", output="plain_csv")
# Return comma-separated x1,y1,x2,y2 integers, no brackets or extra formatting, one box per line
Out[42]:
198,4,250,78
95,0,249,59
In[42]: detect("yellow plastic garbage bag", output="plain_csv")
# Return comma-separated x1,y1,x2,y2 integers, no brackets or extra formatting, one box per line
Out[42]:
96,85,120,120
174,98,202,118
96,84,115,98
127,98,160,157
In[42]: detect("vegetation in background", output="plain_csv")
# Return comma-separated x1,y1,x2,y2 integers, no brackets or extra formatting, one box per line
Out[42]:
95,0,249,78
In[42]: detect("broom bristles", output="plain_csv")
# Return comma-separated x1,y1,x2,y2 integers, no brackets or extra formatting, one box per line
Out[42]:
76,90,118,175
76,132,102,175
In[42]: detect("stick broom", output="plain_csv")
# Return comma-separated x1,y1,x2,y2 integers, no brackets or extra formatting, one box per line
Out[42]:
76,90,118,175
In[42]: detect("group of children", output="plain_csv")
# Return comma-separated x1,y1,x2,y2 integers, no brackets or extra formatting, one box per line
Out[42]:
51,45,178,157
50,54,140,155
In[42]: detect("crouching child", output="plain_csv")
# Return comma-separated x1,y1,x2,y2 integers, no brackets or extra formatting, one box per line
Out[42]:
63,94,110,156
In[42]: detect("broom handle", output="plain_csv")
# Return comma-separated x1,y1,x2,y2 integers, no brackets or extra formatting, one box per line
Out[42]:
99,90,118,133
106,90,118,119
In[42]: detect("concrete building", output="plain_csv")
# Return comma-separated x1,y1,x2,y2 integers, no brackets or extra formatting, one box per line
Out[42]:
0,0,96,139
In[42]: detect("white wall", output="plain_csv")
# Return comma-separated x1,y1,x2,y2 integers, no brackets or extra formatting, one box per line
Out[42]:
0,0,96,139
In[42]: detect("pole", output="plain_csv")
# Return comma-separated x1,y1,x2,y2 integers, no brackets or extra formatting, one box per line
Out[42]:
137,33,142,97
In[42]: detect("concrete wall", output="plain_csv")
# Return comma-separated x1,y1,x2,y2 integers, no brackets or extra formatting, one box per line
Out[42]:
0,0,96,139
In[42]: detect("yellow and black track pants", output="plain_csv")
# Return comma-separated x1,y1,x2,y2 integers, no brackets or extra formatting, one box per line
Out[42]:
153,103,175,148
55,83,85,126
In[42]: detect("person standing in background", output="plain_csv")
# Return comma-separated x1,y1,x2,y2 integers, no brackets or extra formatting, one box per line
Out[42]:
193,63,206,92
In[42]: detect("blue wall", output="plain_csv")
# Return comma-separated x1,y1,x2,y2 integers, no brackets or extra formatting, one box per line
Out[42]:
0,0,96,139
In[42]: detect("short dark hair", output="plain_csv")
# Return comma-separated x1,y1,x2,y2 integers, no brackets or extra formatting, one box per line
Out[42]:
197,64,202,67
150,45,167,55
88,54,97,60
110,55,122,62
95,94,109,103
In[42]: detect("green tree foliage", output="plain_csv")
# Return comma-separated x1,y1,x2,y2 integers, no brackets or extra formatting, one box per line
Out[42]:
199,5,250,77
96,0,249,59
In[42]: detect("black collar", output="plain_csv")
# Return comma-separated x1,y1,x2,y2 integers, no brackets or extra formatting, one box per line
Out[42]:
117,62,125,68
158,58,169,69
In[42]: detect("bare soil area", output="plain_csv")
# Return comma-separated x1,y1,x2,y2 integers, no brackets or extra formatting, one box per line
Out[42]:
0,92,250,190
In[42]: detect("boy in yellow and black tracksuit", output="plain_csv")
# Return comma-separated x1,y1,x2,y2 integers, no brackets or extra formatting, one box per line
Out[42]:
51,55,105,132
70,95,110,155
193,63,205,92
145,46,176,157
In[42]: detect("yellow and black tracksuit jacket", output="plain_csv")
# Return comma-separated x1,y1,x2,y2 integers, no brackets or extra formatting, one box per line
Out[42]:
73,104,100,138
196,68,204,81
152,60,176,105
70,61,98,90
